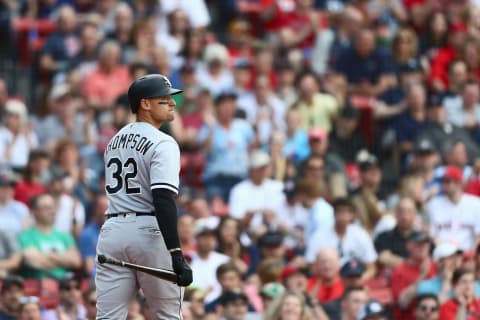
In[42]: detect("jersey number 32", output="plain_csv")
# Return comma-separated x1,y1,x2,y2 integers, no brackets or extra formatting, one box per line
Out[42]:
105,157,141,194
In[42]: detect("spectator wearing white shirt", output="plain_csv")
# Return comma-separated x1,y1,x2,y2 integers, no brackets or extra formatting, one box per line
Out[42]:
0,174,30,236
0,99,38,171
445,80,480,130
229,150,286,237
293,177,334,246
48,172,85,239
190,218,230,304
158,0,210,31
306,198,377,280
427,165,480,251
237,75,286,146
195,43,234,97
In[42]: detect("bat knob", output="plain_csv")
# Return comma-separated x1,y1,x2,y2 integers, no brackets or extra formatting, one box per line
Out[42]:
98,254,107,264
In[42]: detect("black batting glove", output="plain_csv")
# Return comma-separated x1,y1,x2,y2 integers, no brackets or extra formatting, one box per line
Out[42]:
171,251,193,287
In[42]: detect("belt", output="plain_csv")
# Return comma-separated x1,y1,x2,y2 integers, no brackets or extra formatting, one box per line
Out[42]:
106,212,155,219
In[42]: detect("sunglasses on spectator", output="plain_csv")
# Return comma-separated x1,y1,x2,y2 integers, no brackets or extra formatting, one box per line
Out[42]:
19,296,39,304
88,300,97,307
417,305,439,312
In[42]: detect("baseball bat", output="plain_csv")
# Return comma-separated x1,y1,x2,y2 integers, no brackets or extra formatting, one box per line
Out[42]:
97,254,178,284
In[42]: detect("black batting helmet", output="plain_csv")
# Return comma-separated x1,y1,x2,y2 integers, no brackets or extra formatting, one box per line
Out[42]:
127,74,183,113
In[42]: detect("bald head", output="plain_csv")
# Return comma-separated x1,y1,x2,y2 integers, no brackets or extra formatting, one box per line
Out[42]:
343,6,363,24
57,5,77,33
315,248,341,282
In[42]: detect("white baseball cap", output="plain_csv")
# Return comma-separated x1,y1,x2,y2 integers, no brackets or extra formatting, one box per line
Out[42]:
49,83,71,101
433,242,460,261
248,150,270,169
193,217,219,237
5,99,27,122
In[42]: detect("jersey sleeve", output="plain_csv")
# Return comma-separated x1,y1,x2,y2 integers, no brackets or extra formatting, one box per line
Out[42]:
149,140,180,195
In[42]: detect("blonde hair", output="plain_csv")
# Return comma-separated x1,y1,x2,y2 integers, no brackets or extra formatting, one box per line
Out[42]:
256,258,284,285
264,291,312,320
392,27,419,61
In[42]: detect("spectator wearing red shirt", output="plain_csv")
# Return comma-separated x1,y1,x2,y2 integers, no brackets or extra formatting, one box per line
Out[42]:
257,0,295,34
226,18,254,65
278,0,326,51
13,149,50,205
248,44,277,90
391,231,437,320
402,0,437,30
82,40,131,111
428,24,467,92
307,248,345,304
440,268,480,320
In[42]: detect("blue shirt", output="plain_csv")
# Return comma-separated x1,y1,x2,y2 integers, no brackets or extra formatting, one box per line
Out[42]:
335,47,393,84
0,310,15,320
78,223,100,259
417,277,480,297
305,198,334,244
283,130,310,164
197,119,254,179
391,111,429,145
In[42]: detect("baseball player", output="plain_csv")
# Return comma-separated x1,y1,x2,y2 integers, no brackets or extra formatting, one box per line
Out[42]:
95,74,193,319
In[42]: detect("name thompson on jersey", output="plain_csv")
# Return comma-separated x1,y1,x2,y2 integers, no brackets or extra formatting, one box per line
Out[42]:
105,133,154,155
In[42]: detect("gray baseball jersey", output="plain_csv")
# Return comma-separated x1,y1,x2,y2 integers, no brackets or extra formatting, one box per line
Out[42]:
104,122,180,213
96,121,184,320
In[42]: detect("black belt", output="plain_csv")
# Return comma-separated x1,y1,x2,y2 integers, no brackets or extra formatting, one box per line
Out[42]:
106,212,155,219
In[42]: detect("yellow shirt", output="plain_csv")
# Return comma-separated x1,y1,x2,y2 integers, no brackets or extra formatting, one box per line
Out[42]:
296,93,338,132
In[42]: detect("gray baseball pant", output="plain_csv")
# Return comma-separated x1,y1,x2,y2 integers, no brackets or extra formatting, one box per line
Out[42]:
95,214,183,319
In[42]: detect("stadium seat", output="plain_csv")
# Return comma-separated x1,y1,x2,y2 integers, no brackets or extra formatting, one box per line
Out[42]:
23,279,41,296
11,18,56,66
41,278,59,296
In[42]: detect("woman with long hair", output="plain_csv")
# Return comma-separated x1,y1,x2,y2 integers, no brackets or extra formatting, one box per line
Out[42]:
216,216,259,277
264,291,318,320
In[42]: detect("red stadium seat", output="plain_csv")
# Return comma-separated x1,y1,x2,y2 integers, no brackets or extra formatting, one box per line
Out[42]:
368,287,393,305
39,295,59,309
350,95,375,146
41,278,59,296
80,278,91,293
23,279,41,296
11,18,57,66
180,152,205,190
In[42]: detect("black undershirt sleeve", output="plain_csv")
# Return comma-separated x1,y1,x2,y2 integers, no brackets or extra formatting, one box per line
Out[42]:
152,188,180,250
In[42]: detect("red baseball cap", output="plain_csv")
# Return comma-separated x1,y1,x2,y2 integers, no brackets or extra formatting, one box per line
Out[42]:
449,23,467,34
281,265,306,280
442,165,463,183
308,128,327,141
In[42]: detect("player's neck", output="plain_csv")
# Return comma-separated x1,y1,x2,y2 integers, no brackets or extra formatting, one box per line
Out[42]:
136,114,162,129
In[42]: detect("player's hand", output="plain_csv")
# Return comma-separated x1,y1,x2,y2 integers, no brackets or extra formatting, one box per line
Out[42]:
171,251,193,287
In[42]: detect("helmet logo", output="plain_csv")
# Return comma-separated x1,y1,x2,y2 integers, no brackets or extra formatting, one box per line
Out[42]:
163,76,172,88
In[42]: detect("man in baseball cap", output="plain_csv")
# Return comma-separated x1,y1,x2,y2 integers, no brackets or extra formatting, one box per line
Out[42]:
417,242,465,299
441,165,463,184
127,74,183,113
341,259,366,287
357,300,385,320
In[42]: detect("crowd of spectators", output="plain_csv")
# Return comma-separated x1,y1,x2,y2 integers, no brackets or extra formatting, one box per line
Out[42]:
3,0,480,319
